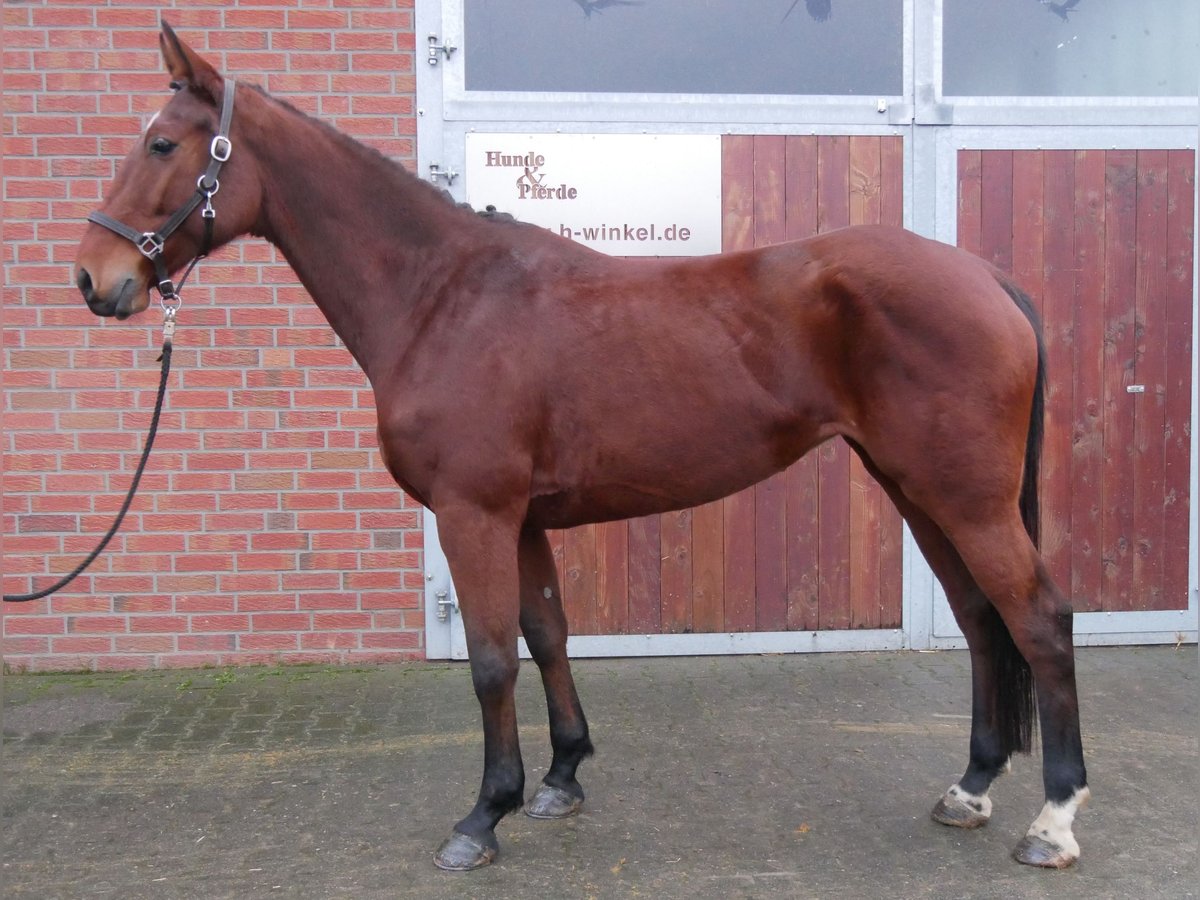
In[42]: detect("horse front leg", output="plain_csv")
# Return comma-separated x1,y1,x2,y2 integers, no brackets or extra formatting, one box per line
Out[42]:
432,501,525,871
518,527,594,819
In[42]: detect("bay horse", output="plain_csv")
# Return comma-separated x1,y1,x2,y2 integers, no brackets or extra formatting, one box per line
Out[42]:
74,23,1088,871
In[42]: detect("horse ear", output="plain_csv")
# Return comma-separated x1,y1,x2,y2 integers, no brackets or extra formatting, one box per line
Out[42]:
159,20,223,102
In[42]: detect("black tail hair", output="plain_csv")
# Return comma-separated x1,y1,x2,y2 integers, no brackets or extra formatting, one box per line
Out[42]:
987,274,1046,756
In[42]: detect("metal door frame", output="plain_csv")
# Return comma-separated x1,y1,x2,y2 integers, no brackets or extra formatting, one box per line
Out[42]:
416,0,1199,658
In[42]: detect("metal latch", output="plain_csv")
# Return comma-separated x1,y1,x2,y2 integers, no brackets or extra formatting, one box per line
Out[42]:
428,34,457,66
1126,385,1145,394
428,163,458,185
435,590,457,622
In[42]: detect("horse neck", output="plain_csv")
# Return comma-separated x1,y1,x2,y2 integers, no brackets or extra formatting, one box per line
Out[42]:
241,89,477,382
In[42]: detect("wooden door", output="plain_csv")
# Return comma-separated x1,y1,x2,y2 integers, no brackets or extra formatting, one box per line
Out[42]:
553,135,906,636
959,149,1194,612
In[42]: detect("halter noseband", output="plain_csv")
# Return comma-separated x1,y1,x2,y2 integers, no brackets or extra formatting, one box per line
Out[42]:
87,78,237,316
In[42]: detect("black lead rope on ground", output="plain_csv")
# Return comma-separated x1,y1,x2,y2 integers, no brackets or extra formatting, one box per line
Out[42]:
2,335,174,603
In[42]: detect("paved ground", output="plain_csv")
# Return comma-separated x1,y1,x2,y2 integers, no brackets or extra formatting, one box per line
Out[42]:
2,647,1196,899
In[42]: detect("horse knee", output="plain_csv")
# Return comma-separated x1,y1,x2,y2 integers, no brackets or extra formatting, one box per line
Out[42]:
469,646,519,701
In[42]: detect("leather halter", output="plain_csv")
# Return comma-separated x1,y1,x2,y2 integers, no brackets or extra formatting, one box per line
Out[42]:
87,78,237,314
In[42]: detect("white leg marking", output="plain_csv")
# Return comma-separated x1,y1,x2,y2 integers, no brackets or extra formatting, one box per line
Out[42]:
946,782,993,819
1026,786,1091,858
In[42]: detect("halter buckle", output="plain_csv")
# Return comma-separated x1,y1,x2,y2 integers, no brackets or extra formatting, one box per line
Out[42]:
210,135,232,163
138,232,165,258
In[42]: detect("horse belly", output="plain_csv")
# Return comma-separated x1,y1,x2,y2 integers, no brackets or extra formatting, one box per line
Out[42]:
528,398,828,529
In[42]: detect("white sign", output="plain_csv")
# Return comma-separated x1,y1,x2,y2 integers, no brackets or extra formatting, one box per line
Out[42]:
465,133,721,257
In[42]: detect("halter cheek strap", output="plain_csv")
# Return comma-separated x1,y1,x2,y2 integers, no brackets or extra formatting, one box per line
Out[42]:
87,78,237,315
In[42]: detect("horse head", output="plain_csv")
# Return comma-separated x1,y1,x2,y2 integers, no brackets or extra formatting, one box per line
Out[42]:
75,22,260,320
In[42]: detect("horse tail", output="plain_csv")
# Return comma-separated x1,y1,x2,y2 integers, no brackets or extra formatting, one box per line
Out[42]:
997,276,1046,551
991,273,1046,756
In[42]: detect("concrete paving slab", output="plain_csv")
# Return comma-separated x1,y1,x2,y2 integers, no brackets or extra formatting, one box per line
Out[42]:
3,647,1196,899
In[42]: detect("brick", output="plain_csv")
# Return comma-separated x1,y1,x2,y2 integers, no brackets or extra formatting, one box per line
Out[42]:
300,632,360,650
6,617,67,635
50,636,113,654
239,633,298,651
68,614,127,634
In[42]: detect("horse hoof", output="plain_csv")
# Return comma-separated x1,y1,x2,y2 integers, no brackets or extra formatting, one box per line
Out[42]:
433,831,497,871
1012,834,1078,868
931,786,991,829
524,783,583,819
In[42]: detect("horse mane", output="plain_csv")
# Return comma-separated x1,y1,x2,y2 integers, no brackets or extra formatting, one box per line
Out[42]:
246,82,522,227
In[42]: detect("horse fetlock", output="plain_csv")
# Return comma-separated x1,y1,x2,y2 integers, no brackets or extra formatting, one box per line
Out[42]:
931,783,993,829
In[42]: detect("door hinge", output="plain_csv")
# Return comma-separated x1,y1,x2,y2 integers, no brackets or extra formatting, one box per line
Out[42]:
428,34,457,66
435,589,457,622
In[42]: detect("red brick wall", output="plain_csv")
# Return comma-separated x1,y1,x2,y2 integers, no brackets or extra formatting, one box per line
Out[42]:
2,2,424,671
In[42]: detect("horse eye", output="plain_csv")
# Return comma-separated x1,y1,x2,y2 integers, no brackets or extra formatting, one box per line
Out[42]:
149,137,176,156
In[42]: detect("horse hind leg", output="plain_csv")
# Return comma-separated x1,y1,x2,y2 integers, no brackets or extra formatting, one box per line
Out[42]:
518,526,594,819
853,451,1028,831
932,508,1089,868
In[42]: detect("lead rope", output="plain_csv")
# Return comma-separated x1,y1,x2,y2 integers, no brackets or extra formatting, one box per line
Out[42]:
3,313,177,603
3,81,237,604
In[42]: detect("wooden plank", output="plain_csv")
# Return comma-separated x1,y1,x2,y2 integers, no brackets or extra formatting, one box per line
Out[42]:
1011,151,1045,315
1069,150,1106,612
1099,150,1138,612
877,134,905,628
723,489,757,632
691,500,725,632
817,440,852,630
627,514,662,633
880,135,904,230
958,150,983,260
784,136,819,241
755,474,788,631
562,524,597,634
720,134,757,631
1162,150,1195,610
786,460,821,631
848,136,883,629
817,135,852,630
1039,150,1076,592
594,520,628,634
752,135,789,632
981,150,1014,275
660,509,692,633
753,135,787,247
549,527,567,623
1133,150,1170,610
849,136,882,228
783,135,821,632
723,134,755,251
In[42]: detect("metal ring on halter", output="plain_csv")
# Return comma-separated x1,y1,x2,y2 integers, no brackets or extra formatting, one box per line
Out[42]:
197,175,220,196
158,290,183,315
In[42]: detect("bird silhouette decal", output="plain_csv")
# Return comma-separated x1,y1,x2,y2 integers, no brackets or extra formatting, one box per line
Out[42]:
1039,0,1083,22
572,0,644,18
782,0,832,24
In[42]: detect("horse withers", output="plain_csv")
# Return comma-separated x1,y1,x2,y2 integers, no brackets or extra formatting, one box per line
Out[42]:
72,22,1089,871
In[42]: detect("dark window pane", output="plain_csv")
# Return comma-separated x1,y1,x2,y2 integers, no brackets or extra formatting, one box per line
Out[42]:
944,1,1199,97
465,0,903,95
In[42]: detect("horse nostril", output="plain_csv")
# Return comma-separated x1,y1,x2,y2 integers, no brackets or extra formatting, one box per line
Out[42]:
77,268,94,298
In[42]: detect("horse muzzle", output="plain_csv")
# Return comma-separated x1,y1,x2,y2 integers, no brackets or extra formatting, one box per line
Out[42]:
77,267,146,320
